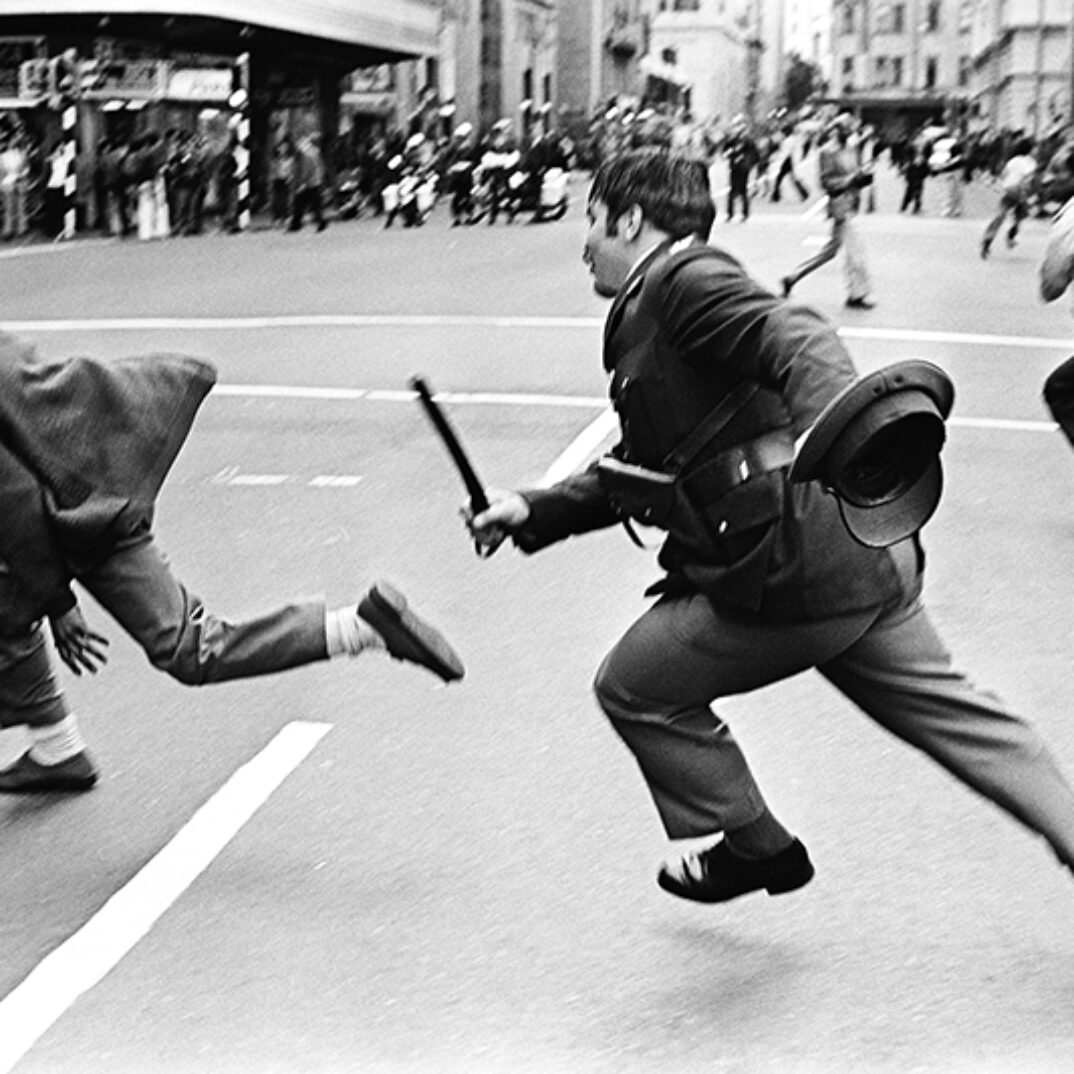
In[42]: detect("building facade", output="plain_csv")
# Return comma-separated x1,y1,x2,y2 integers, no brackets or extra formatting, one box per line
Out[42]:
967,0,1074,134
648,0,782,125
828,0,1074,139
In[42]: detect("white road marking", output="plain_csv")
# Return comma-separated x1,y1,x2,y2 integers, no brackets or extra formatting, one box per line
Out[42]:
0,315,603,332
0,721,332,1074
539,407,618,486
3,315,1071,351
208,384,1059,437
309,475,364,487
227,473,290,486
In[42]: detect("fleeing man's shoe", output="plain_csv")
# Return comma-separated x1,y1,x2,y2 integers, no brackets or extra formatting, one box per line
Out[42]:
0,750,98,793
657,837,814,903
845,296,876,310
358,582,465,683
780,276,794,298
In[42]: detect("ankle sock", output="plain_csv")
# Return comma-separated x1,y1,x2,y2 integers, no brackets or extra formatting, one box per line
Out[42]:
724,809,795,860
28,715,86,765
325,607,385,657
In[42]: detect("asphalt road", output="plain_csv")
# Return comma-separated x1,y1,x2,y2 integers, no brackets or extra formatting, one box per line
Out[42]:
1,167,1073,1074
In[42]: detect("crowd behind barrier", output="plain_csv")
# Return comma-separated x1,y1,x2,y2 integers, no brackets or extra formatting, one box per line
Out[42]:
1,102,1072,243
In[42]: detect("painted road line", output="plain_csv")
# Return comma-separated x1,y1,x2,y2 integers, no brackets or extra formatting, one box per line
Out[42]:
227,473,290,486
539,407,618,487
3,316,1071,351
0,721,332,1074
949,416,1057,433
309,475,364,487
0,315,605,332
210,384,1062,437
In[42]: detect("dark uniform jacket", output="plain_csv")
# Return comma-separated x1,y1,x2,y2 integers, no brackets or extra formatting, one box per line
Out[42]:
0,334,216,630
513,242,915,622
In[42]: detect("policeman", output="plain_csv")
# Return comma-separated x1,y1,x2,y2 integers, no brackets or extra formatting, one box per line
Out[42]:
466,148,1074,904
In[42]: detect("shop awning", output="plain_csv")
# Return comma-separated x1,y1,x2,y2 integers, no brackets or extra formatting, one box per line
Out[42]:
0,1,438,60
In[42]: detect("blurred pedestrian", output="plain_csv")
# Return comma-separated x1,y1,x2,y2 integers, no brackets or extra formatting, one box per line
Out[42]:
899,145,928,214
781,117,876,309
0,334,464,794
771,123,810,202
289,132,327,232
0,132,28,239
981,137,1036,259
270,137,296,227
723,116,757,222
466,148,1074,903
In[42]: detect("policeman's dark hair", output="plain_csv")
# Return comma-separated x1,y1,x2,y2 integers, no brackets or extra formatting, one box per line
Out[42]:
590,148,715,241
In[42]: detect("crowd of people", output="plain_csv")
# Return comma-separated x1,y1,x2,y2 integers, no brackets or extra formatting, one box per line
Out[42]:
2,101,1073,259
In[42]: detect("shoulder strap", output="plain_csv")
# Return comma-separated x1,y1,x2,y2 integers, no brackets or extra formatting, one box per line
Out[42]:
663,380,760,472
636,244,763,472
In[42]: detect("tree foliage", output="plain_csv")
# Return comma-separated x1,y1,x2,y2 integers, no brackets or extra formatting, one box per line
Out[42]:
781,52,821,112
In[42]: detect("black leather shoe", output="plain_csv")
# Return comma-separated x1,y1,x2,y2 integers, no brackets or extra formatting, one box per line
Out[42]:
0,749,98,793
780,276,794,298
358,582,465,683
657,837,814,903
845,296,876,310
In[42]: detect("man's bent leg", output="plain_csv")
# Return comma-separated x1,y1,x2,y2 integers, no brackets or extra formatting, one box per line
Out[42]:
821,598,1074,869
594,590,877,840
0,626,97,791
81,539,328,685
783,217,844,291
842,215,872,300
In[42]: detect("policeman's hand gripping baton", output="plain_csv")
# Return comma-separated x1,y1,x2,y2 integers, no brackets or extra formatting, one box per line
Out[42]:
409,376,494,554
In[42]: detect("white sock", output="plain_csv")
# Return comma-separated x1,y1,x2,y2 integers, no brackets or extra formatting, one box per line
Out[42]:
28,715,86,765
324,607,385,657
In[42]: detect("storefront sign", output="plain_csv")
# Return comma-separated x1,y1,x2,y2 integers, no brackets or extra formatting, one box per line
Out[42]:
83,59,167,99
168,68,231,102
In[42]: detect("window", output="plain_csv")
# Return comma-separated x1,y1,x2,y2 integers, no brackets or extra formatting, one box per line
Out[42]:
958,54,971,88
891,56,903,85
840,4,855,35
925,56,938,88
875,3,906,33
673,0,700,10
875,55,888,86
925,0,941,32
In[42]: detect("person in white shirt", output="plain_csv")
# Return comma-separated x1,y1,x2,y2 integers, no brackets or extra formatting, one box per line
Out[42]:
981,137,1037,259
0,135,28,239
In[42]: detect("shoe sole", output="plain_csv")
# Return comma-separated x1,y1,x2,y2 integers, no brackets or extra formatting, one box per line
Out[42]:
657,857,815,903
359,583,465,683
0,752,98,793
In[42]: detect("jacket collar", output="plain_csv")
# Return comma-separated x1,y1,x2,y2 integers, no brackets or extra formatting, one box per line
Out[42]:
603,234,700,346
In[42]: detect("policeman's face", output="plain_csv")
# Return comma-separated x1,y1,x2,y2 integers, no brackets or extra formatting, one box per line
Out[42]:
583,197,636,298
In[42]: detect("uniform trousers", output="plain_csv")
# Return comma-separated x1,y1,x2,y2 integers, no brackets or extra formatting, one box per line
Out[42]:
0,537,328,729
784,211,872,301
594,553,1074,869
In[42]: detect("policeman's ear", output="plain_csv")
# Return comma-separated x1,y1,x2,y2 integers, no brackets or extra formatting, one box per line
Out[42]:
622,204,644,241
